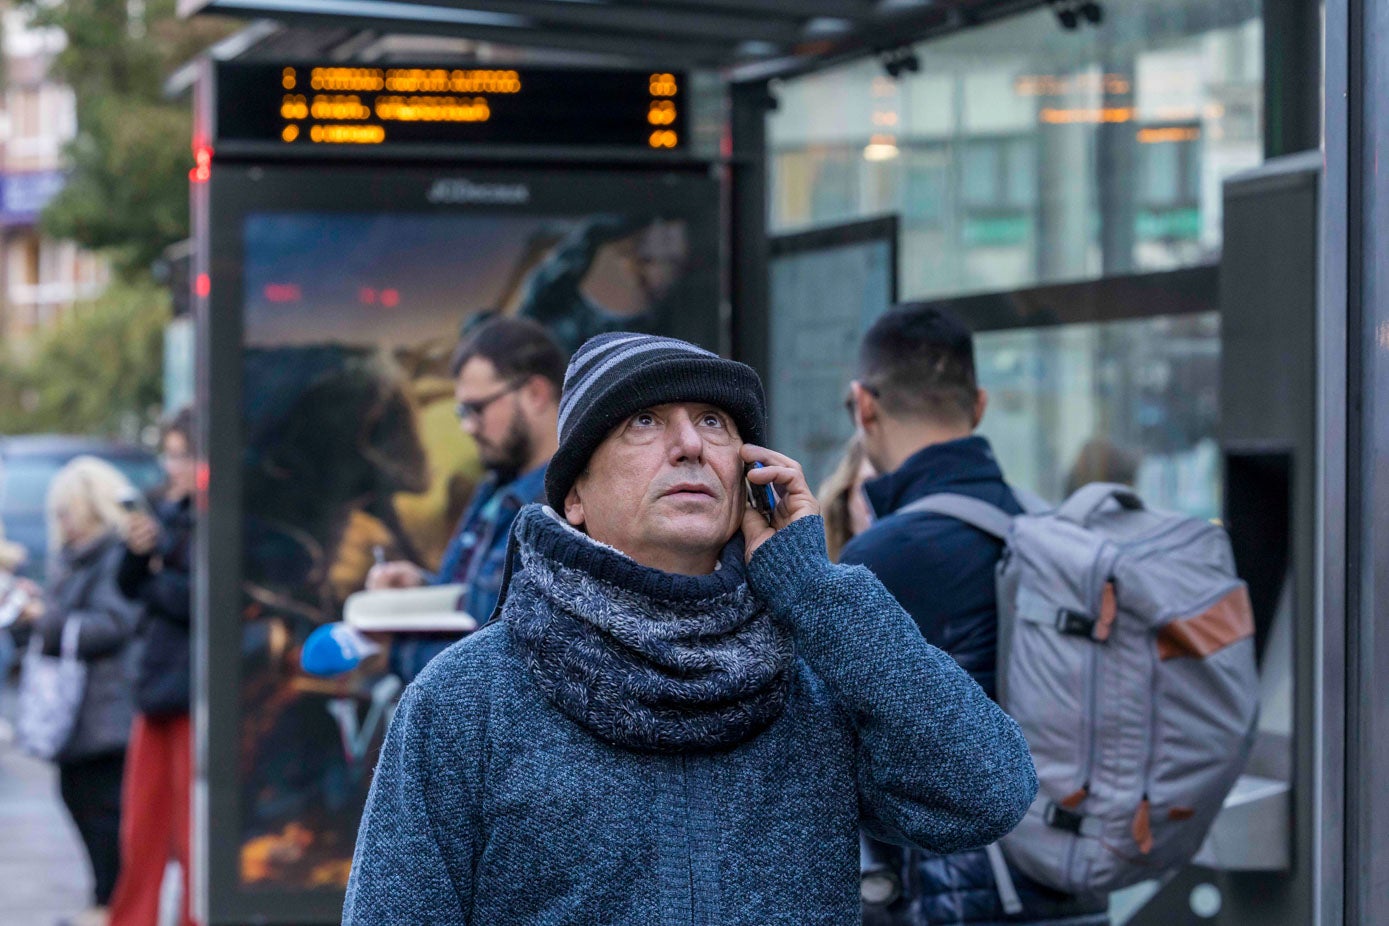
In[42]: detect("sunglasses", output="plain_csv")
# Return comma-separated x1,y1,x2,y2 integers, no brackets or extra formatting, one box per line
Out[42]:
844,382,880,424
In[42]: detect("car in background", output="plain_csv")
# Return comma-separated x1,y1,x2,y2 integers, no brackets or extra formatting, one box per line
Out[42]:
0,435,165,582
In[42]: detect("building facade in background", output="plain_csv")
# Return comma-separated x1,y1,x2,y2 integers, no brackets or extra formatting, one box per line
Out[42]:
0,5,108,350
769,0,1263,519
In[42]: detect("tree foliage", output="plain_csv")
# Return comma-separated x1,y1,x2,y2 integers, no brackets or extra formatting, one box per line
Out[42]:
0,279,171,437
17,0,236,277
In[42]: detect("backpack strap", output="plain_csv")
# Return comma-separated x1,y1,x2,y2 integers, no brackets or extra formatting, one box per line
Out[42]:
1008,485,1051,516
984,843,1023,915
1055,482,1143,526
897,493,1014,541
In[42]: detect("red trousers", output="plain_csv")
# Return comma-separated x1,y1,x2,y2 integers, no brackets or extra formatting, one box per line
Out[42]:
109,714,197,926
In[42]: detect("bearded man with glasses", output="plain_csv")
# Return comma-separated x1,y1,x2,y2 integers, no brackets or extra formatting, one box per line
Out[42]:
361,317,565,683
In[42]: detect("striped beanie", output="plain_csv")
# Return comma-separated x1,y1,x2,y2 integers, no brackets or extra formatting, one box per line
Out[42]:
545,332,767,512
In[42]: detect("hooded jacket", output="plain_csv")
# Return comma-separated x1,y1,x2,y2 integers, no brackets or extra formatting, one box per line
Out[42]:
344,507,1037,925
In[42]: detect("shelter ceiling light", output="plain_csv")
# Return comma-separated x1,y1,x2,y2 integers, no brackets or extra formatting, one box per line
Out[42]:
863,134,900,160
877,45,920,79
1048,0,1103,30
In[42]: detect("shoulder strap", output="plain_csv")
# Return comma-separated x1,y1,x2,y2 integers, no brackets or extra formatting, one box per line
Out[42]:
1008,485,1051,516
897,493,1014,541
60,618,83,661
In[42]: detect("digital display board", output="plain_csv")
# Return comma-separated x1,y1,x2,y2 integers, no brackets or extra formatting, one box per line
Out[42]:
214,62,686,151
195,162,721,923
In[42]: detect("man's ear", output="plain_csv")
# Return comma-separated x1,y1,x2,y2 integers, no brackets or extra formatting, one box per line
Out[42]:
972,388,988,430
563,481,586,528
518,374,553,413
855,382,880,431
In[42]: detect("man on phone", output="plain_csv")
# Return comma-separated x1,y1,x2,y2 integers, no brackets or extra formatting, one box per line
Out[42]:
344,332,1037,925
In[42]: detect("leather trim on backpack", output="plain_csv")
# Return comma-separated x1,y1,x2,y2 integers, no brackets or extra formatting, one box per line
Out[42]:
1131,799,1154,854
1093,582,1117,643
1156,585,1254,660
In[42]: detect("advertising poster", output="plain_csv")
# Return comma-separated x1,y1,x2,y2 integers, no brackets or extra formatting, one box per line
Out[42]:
220,168,720,896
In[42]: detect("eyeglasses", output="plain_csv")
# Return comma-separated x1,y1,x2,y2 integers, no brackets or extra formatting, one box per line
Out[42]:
454,380,524,423
844,382,880,424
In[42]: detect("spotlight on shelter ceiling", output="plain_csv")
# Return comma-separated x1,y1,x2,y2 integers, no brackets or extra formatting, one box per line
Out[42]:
878,46,921,79
1048,0,1103,30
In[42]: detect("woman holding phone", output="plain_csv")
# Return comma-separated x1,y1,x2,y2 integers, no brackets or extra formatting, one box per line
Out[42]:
109,408,197,926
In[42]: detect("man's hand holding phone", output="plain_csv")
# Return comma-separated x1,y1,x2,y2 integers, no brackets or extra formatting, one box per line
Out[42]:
739,444,820,562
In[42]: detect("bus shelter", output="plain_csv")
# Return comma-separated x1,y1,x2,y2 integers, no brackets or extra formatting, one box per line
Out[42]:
177,1,1386,924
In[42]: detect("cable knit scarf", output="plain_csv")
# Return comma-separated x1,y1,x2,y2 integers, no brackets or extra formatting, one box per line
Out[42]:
504,505,794,753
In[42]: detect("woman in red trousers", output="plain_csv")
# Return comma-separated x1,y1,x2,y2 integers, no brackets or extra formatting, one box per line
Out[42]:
109,410,196,926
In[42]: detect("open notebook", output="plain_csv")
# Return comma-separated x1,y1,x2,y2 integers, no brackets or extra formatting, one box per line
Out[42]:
344,583,478,634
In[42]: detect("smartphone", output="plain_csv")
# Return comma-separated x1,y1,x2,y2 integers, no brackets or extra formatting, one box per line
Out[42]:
744,461,778,525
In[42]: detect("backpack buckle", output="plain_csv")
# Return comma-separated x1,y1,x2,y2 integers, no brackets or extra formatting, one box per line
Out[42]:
1044,801,1085,835
1056,609,1097,637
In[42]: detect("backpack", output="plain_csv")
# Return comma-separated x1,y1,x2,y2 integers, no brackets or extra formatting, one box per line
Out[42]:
901,482,1258,896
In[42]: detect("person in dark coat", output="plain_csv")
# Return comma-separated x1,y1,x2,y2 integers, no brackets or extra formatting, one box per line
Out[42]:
13,456,142,926
842,305,1109,926
343,332,1038,925
108,408,196,926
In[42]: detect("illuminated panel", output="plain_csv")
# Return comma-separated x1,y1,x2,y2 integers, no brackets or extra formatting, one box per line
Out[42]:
216,62,685,152
1038,106,1135,124
1137,126,1202,144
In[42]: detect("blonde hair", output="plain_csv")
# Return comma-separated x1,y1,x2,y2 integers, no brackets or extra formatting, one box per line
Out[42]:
817,435,871,563
45,456,135,553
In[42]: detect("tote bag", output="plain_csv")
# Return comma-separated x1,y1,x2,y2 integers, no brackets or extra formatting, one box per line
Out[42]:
17,619,86,761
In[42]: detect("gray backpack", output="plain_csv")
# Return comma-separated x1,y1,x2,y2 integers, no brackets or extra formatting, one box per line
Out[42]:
903,483,1258,896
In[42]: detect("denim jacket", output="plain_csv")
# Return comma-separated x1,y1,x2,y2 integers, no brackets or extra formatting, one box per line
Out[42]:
389,463,547,683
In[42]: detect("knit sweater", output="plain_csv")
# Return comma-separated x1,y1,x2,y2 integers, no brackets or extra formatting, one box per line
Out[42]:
344,508,1037,925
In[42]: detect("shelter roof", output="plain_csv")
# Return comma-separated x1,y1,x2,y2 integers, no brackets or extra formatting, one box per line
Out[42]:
178,0,1043,81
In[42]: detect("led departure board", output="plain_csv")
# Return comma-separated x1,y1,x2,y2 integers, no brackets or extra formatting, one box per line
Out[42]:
214,62,686,151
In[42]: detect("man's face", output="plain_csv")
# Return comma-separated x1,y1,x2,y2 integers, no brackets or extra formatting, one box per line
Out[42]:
564,402,745,574
456,357,532,479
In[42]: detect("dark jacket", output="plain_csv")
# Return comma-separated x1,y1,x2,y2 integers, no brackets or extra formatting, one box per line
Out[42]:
32,531,141,761
117,496,192,716
344,509,1037,925
842,436,1108,926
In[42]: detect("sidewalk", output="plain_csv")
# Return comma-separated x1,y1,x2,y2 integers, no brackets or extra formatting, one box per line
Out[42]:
0,724,91,926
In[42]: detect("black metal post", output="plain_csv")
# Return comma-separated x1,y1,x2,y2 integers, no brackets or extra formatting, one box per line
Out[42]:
1263,0,1322,158
1333,0,1389,919
728,80,772,375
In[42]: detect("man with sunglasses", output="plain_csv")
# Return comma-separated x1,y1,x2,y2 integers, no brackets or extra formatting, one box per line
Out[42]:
364,316,565,683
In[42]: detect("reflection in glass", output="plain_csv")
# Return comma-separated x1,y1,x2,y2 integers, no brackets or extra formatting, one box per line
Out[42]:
768,0,1262,300
975,312,1220,518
